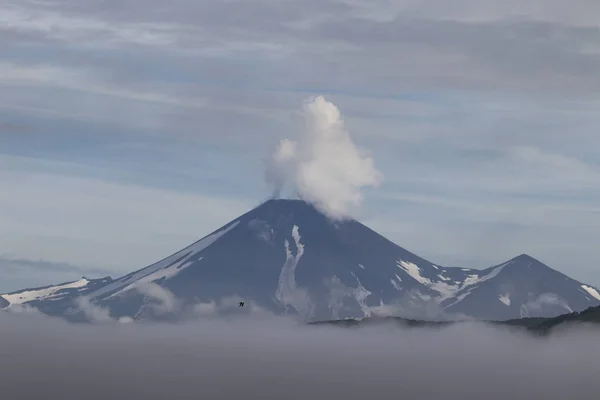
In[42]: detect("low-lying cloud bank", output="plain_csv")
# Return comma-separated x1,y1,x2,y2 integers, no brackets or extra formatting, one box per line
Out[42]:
1,312,599,399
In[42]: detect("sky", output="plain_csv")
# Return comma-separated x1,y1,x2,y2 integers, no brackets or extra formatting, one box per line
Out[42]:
1,310,600,399
2,0,600,292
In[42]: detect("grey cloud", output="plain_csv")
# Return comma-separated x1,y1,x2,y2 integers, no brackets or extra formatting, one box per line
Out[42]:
0,257,116,278
74,297,114,323
0,122,31,133
0,312,599,399
304,17,600,95
3,0,600,161
4,0,600,97
333,0,600,27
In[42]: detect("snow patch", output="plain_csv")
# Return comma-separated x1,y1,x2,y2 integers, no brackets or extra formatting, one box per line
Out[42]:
390,279,401,291
499,293,511,306
397,260,461,301
482,262,509,280
444,288,476,309
581,285,600,301
429,281,460,300
462,274,481,286
358,264,365,269
397,260,432,286
276,225,314,319
442,264,510,309
461,262,509,289
2,279,90,306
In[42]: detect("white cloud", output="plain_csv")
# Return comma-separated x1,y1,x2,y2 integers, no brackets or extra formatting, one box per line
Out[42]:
75,297,113,323
508,146,600,185
266,96,383,219
135,283,178,315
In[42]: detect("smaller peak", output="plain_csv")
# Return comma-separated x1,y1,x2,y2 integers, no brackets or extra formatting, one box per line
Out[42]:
506,254,557,272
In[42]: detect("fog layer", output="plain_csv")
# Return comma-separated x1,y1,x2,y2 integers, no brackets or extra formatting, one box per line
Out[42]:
0,312,598,399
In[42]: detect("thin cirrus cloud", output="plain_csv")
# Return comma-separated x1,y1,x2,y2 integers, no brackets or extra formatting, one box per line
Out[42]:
3,0,600,95
0,63,208,108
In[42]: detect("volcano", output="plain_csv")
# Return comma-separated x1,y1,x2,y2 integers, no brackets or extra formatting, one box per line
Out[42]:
2,199,600,322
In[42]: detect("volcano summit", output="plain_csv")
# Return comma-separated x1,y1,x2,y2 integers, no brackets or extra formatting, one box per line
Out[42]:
2,199,599,322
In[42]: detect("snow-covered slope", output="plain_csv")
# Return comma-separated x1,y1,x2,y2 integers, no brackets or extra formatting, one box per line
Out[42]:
1,277,113,315
2,278,91,306
2,199,599,322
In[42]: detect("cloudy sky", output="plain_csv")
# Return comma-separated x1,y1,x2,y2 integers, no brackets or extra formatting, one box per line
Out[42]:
2,0,600,292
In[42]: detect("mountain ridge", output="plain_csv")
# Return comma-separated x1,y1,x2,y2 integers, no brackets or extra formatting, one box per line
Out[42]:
2,199,599,322
312,304,600,336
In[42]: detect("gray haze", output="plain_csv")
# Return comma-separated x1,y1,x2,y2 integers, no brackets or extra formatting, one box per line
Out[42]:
1,312,599,399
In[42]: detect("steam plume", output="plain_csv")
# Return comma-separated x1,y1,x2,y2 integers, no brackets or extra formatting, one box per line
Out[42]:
266,96,382,219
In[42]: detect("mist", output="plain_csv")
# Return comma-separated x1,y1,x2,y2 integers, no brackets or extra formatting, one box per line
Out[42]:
1,312,599,399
